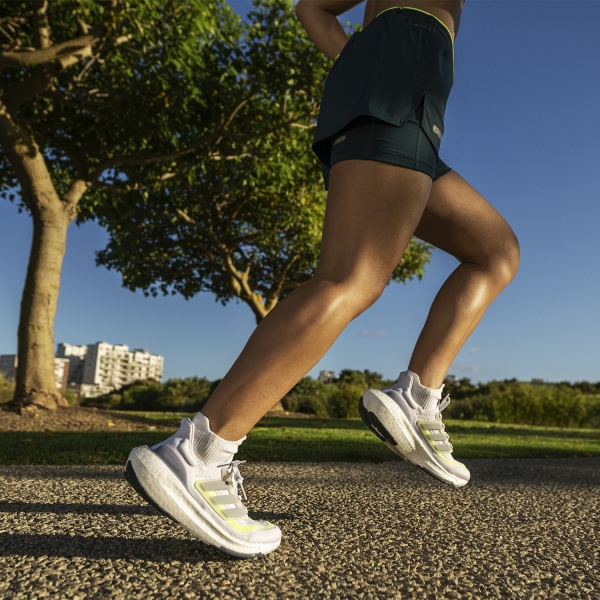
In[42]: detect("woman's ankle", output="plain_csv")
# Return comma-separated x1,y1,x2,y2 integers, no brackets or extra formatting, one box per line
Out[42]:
192,411,246,464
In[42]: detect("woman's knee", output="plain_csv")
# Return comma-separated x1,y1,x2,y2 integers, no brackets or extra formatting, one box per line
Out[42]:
312,270,388,316
484,232,520,287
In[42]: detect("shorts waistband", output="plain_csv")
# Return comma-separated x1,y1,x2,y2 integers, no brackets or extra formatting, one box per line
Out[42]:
374,6,453,48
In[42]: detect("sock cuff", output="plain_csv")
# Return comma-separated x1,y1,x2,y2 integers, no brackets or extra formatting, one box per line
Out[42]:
405,370,444,408
192,411,246,464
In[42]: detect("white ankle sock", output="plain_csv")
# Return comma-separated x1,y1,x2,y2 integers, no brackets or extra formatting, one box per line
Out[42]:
397,370,444,412
191,411,246,466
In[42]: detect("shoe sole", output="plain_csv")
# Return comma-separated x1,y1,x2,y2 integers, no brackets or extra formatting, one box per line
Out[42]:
124,446,281,558
359,389,469,488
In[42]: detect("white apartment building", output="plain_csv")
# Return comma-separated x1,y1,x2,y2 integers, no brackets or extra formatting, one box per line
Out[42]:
56,343,87,386
56,342,164,397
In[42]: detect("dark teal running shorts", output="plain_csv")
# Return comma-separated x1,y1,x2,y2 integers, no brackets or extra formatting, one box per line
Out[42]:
312,7,455,190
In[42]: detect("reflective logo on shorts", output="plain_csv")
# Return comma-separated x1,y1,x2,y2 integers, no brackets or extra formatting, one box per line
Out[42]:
333,134,346,146
433,125,442,139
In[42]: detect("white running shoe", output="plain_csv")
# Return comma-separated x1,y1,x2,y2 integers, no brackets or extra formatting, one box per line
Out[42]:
359,371,470,487
124,417,281,558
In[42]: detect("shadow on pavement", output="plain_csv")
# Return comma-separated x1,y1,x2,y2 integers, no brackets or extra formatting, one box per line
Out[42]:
0,501,158,516
0,501,295,524
0,532,234,562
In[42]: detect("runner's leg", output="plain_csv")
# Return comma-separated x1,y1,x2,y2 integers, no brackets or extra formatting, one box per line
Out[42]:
201,159,432,441
408,170,520,388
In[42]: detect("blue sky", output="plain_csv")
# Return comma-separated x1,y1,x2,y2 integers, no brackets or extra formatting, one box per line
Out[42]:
1,1,600,385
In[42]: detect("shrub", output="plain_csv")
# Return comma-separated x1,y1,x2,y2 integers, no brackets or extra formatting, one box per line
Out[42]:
0,374,15,405
445,394,494,422
81,376,213,411
584,395,600,428
60,388,80,406
282,377,334,417
328,382,363,418
446,381,592,428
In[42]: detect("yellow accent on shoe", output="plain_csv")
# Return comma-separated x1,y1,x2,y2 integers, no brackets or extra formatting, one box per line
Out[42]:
194,480,275,533
417,421,466,469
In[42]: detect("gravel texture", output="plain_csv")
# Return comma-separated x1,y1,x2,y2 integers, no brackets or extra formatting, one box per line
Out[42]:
1,459,598,599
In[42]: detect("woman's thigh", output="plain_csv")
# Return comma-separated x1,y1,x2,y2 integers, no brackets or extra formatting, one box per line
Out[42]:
414,170,520,268
317,158,432,288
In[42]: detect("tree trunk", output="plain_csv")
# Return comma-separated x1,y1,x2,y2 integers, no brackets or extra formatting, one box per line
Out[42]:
15,205,71,409
0,102,74,410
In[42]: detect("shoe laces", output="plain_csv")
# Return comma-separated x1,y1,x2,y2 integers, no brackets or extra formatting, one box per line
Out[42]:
217,459,248,502
434,394,453,451
438,394,451,413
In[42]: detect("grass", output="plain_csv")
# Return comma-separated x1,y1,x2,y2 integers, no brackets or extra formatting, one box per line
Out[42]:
1,415,599,465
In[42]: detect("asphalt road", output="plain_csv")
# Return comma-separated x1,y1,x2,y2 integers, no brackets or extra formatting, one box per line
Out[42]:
1,459,598,599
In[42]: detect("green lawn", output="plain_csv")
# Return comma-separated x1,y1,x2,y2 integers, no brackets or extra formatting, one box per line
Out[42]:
1,416,599,465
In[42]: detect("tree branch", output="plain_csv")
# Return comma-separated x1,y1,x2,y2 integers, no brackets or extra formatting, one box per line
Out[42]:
0,0,117,69
32,0,50,50
0,32,103,69
289,122,316,130
91,140,208,179
92,170,177,194
266,251,301,310
207,151,258,162
175,208,197,225
61,178,89,218
2,2,119,111
213,98,249,145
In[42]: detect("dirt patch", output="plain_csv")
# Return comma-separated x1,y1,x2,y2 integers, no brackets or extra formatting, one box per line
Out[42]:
0,405,316,432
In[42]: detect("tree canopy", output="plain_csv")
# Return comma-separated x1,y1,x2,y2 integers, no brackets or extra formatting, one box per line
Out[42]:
0,0,433,409
92,0,433,322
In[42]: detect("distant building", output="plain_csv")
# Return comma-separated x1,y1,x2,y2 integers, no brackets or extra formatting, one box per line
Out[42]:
318,370,337,383
0,355,16,381
56,342,164,397
0,354,70,390
57,343,87,387
531,378,545,385
54,358,70,390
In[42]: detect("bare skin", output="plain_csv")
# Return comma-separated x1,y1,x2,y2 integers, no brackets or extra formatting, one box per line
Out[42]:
201,0,519,441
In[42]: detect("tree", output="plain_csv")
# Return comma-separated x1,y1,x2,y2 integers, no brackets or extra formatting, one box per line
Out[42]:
1,0,433,410
93,0,434,324
0,0,281,409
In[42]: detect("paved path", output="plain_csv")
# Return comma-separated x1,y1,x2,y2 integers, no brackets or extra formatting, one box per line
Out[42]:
1,459,598,599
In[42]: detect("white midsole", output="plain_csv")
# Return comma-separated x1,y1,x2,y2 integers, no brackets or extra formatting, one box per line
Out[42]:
128,446,280,557
361,389,466,487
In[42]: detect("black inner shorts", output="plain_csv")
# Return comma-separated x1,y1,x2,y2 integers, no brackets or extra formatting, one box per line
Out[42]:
324,100,452,189
312,7,454,190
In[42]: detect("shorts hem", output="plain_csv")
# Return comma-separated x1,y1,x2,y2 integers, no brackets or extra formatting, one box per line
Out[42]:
330,154,436,180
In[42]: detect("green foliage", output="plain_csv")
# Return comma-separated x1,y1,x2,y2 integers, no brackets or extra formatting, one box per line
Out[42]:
0,374,15,405
81,376,213,411
281,377,334,417
1,0,242,205
2,0,433,326
89,0,433,321
60,388,81,406
282,373,600,427
445,380,599,428
282,370,394,419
